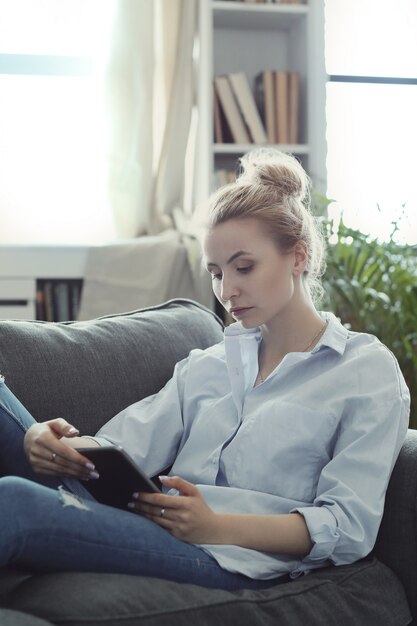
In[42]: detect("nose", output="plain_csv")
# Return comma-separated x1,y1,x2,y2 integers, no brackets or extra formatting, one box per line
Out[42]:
218,273,239,303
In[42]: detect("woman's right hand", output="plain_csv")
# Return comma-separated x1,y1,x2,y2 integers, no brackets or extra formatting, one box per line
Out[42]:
23,418,99,480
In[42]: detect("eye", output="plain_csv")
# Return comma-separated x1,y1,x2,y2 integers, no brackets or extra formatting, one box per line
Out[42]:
211,272,222,281
237,266,253,274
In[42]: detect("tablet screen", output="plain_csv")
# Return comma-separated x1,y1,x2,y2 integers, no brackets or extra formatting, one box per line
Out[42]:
75,445,161,512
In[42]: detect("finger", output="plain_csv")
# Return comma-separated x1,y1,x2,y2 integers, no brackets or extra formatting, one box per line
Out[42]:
132,500,182,518
133,492,187,508
48,418,79,437
30,450,97,479
34,435,96,469
31,459,95,479
158,475,197,496
132,507,176,531
30,442,93,472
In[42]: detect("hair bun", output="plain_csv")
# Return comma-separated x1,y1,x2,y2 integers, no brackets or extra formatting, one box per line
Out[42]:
236,147,309,201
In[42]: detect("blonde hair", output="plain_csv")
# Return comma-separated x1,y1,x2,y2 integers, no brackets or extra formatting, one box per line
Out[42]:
193,147,326,305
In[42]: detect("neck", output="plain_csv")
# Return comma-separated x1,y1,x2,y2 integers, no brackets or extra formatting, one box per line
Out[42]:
259,289,324,361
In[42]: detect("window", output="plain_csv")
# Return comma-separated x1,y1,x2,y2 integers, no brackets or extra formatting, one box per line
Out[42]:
0,0,117,244
325,0,417,244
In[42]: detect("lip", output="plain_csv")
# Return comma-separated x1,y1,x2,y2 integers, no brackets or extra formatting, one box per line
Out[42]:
230,307,254,316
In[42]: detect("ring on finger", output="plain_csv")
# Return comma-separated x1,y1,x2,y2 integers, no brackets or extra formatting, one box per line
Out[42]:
51,452,57,462
160,507,166,518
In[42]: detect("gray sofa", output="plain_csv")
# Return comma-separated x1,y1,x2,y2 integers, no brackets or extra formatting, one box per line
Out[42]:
0,297,414,626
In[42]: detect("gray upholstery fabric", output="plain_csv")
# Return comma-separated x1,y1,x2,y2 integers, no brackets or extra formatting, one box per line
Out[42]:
372,428,417,625
0,557,411,626
0,298,413,626
0,609,53,625
0,298,224,435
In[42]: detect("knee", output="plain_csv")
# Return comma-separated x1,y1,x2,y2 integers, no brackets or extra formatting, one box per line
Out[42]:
0,476,39,505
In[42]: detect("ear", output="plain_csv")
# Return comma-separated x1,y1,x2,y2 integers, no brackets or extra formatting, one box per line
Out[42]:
292,240,309,276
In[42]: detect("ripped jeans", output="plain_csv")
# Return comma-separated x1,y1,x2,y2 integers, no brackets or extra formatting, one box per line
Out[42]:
0,378,291,590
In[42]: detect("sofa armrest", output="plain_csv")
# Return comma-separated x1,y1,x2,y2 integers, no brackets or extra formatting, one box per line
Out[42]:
372,427,417,624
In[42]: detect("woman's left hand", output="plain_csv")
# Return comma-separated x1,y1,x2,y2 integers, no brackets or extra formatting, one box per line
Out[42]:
129,475,221,544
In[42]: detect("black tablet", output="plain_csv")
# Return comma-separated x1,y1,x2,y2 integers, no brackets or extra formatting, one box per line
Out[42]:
75,445,161,512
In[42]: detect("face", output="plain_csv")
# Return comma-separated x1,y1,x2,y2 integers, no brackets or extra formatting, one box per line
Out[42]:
202,217,307,328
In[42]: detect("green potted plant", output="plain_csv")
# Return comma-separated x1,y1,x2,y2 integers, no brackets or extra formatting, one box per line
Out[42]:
313,193,417,428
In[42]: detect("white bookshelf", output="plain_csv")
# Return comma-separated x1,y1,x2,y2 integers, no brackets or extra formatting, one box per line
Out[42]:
214,142,310,155
212,1,309,28
0,245,88,320
193,0,327,209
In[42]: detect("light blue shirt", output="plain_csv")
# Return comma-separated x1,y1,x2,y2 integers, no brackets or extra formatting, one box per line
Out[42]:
86,311,410,581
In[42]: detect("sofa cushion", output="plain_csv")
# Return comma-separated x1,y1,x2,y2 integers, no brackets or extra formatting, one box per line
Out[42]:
0,609,54,625
0,298,224,436
372,428,417,625
0,556,411,626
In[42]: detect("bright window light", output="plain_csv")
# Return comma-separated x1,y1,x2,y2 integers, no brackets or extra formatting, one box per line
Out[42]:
326,82,417,244
325,0,417,245
325,0,417,79
0,0,117,244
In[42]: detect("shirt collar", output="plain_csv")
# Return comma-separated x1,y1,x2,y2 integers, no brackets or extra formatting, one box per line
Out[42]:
223,310,348,356
314,311,348,355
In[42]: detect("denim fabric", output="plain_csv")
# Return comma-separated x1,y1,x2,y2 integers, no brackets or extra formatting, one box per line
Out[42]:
0,379,290,591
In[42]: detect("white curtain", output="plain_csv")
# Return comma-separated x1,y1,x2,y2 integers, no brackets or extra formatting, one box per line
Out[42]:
78,0,214,320
105,0,198,238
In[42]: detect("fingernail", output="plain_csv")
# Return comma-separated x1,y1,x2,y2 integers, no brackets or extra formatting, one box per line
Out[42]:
68,427,79,434
85,462,95,470
132,492,139,499
158,475,170,481
89,471,100,479
127,502,135,509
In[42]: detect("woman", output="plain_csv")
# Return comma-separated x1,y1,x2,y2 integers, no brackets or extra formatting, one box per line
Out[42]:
0,148,410,589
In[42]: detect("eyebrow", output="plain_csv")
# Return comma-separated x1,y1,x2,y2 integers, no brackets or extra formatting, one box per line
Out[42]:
206,250,253,268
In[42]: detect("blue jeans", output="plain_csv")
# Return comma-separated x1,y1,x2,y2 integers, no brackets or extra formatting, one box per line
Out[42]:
0,379,290,590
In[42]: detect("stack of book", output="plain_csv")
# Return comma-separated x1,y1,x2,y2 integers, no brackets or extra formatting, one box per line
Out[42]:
213,70,300,145
36,279,83,322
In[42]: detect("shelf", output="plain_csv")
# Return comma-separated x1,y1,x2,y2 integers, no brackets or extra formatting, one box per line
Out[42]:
212,1,308,31
0,244,89,278
213,143,310,155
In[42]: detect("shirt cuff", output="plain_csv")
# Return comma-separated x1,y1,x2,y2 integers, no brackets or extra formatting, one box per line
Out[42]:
288,505,341,579
81,435,113,447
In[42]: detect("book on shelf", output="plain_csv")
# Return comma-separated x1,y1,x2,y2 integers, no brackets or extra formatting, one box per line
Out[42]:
214,75,251,144
53,282,70,322
213,87,224,143
248,69,276,144
214,70,299,146
275,71,289,144
288,71,300,144
35,287,46,321
254,70,300,144
228,72,268,144
36,279,83,322
43,281,55,322
70,281,82,321
214,72,269,144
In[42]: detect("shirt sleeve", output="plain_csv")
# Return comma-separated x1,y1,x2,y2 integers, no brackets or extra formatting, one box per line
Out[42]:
90,353,192,477
288,342,411,579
